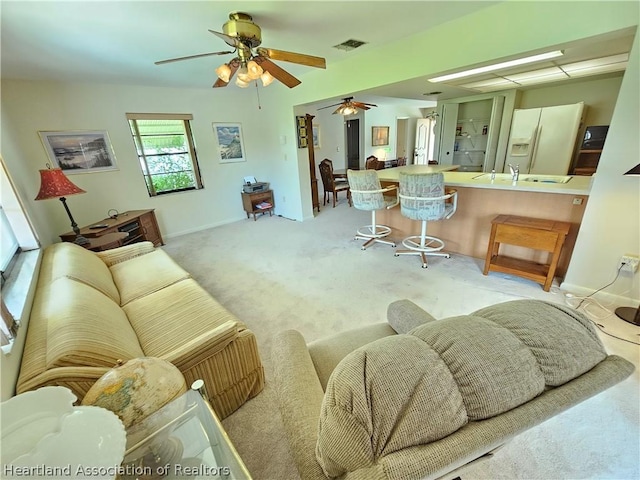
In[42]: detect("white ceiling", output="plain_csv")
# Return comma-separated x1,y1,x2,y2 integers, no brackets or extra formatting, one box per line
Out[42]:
1,1,495,88
1,1,634,104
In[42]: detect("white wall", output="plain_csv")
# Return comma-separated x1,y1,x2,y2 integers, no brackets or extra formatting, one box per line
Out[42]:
563,33,640,304
0,81,304,245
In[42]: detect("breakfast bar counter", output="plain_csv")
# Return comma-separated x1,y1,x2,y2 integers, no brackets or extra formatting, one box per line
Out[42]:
377,167,591,277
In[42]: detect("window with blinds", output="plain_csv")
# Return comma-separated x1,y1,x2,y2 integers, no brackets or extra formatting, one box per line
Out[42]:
127,113,203,196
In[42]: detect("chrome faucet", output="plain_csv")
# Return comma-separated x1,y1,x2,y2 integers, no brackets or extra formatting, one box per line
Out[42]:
509,164,520,181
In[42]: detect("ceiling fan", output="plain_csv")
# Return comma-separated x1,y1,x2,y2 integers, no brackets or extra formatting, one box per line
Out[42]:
317,97,377,115
155,12,326,89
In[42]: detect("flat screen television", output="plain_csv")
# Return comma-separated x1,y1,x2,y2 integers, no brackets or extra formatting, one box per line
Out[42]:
582,125,609,150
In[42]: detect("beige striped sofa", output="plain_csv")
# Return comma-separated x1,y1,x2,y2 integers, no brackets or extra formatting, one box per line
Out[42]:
273,299,634,480
16,241,264,419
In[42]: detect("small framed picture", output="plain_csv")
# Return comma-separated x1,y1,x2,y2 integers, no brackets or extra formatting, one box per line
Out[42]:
213,123,246,163
38,130,118,174
312,124,321,148
372,126,390,146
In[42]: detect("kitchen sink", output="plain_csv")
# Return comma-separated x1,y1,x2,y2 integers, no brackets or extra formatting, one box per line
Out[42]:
472,173,514,182
520,175,572,184
472,173,572,184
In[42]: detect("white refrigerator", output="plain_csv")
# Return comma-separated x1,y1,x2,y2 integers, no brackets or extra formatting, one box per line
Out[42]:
503,102,584,175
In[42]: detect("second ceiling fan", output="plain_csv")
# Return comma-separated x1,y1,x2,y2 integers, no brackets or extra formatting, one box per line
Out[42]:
318,97,377,115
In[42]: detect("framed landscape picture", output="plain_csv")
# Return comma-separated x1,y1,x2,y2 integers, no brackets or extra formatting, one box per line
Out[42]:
372,126,390,146
213,123,246,163
39,130,118,174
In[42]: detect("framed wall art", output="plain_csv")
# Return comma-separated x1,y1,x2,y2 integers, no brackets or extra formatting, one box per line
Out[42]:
213,123,246,163
296,115,308,149
38,130,118,174
312,124,321,148
372,126,390,146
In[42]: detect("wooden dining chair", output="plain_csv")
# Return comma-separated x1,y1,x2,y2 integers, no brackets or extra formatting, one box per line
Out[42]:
366,156,383,170
319,159,352,207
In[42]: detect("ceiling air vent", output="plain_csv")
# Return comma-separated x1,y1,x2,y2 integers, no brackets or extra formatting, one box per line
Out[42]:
333,39,367,51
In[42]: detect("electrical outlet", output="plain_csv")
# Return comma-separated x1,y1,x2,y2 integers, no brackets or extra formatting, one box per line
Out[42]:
620,254,640,273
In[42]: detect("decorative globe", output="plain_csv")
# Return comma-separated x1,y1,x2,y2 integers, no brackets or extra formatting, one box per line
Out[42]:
82,357,187,428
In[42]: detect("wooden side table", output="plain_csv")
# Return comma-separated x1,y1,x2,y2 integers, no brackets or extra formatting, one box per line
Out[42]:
483,215,571,291
241,190,274,221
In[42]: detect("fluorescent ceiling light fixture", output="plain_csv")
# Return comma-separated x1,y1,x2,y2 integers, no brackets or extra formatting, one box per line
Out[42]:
504,67,568,83
429,50,564,83
562,53,629,72
461,78,518,89
566,62,628,78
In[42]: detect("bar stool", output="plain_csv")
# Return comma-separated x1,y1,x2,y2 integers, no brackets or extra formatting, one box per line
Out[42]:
347,169,398,250
395,172,457,268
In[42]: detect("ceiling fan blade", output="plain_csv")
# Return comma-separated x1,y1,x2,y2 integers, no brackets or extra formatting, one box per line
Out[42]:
155,51,234,65
254,57,301,88
317,103,343,110
212,59,240,88
352,101,378,108
352,102,375,110
257,47,326,69
209,29,241,48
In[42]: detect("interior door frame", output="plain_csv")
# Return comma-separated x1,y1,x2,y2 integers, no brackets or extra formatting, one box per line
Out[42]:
345,118,361,169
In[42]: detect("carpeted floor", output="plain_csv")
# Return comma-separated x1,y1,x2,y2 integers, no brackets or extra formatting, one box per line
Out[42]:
162,204,639,480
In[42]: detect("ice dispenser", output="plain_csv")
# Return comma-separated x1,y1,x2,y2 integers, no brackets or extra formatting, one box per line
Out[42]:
510,138,532,156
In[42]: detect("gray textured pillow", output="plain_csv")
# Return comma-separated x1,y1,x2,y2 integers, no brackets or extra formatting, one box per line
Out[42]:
316,335,467,478
472,300,607,386
411,316,546,420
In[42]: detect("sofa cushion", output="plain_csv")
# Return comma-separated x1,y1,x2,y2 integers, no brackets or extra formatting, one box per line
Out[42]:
410,316,546,420
316,335,467,478
46,278,145,369
472,300,607,386
123,278,242,357
109,249,191,306
40,242,120,304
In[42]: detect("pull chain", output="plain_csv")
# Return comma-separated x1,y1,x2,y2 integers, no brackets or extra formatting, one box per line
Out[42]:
254,81,262,110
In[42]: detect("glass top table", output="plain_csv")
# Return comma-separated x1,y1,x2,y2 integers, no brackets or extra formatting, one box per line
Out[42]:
119,388,251,479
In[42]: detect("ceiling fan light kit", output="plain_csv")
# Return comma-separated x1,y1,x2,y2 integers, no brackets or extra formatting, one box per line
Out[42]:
156,11,326,90
260,71,275,86
215,64,232,83
318,97,378,115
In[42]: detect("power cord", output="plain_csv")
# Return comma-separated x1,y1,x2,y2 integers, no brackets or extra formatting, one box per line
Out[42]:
563,263,640,346
575,263,624,310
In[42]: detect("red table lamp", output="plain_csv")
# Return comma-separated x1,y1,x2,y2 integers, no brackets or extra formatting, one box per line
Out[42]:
34,167,89,245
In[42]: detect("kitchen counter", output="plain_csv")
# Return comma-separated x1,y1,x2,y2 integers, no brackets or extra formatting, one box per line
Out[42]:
376,167,591,279
377,168,592,196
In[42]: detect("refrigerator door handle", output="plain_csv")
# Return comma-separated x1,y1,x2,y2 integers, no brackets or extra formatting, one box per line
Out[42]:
529,125,541,173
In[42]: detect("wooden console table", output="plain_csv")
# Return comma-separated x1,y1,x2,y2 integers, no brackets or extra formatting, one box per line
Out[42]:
60,209,163,251
483,215,571,291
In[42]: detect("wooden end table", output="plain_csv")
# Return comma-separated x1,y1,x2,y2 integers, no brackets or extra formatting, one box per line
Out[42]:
483,215,571,292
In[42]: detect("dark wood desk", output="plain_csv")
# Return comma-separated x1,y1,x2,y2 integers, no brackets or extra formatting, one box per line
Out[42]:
60,209,163,251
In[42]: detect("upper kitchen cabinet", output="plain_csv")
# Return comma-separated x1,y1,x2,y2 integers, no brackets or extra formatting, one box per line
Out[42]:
434,97,505,172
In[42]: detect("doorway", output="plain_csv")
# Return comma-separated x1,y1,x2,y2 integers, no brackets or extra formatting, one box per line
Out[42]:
395,118,409,160
346,119,360,169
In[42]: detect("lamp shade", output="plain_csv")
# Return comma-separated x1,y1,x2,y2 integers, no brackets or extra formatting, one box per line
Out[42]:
623,163,640,175
34,168,85,200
